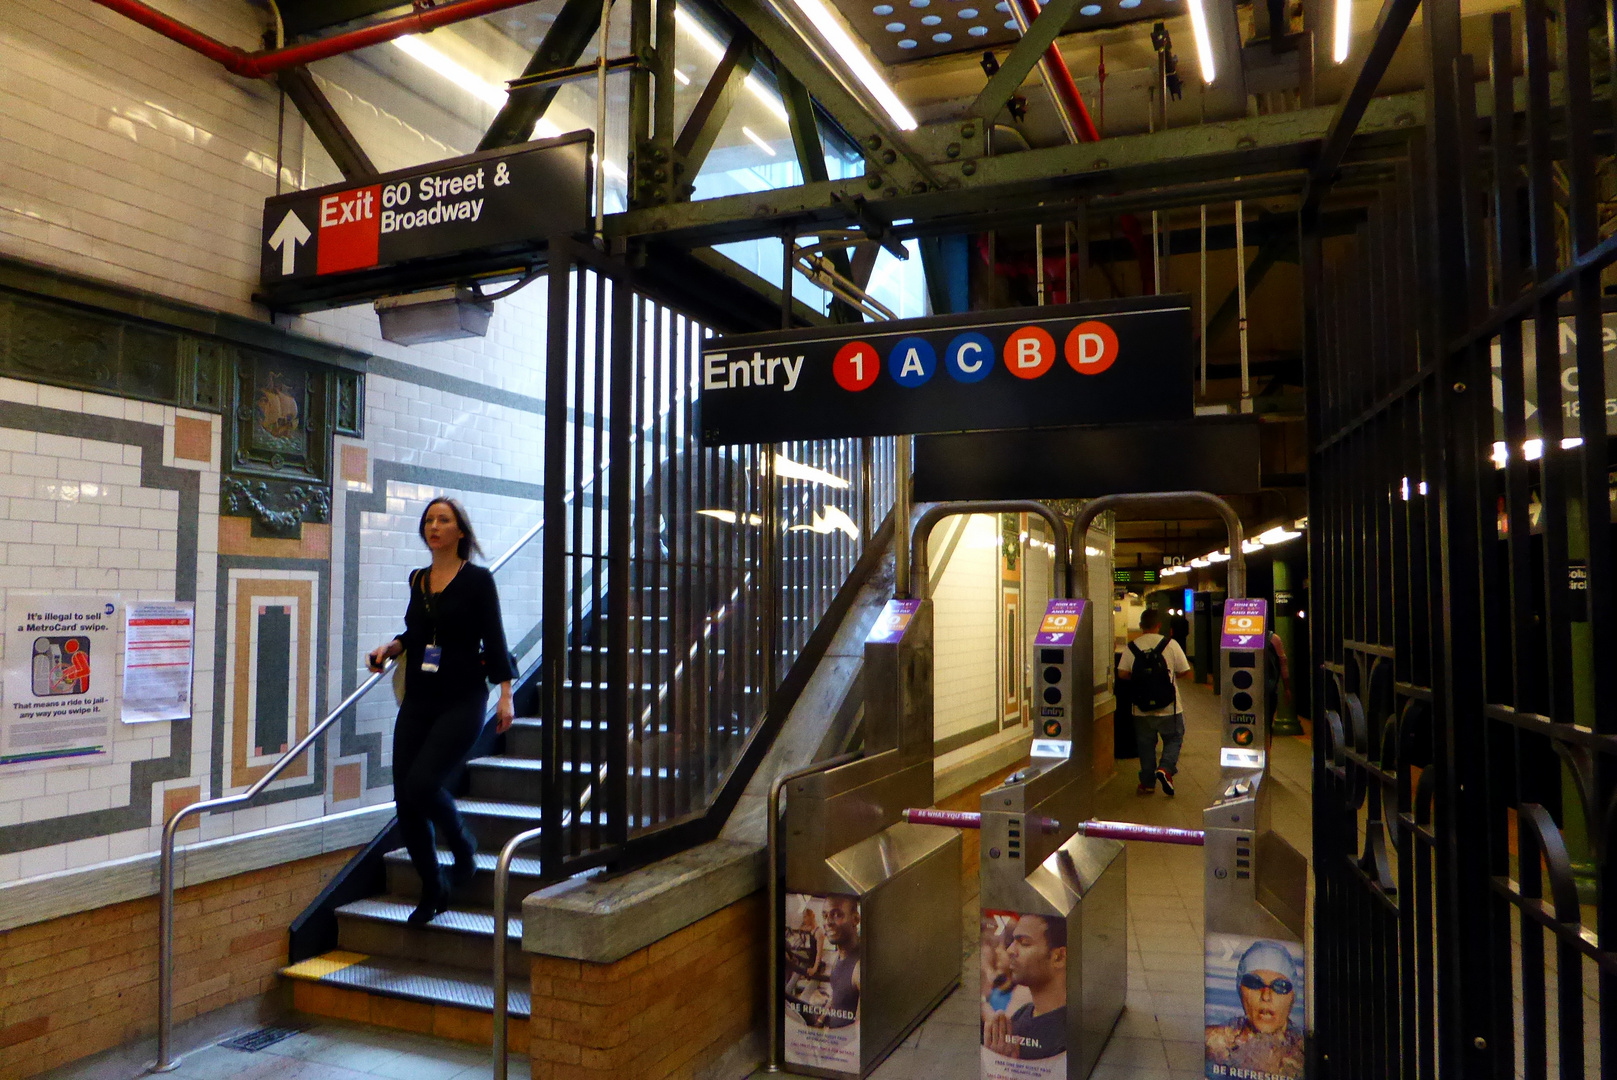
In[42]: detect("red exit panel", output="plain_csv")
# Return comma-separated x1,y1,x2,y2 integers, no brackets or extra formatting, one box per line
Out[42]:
316,185,381,275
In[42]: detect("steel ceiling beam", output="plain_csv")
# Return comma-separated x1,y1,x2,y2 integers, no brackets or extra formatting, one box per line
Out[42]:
276,67,377,180
971,0,1084,122
607,89,1428,247
1299,0,1422,218
719,0,939,193
673,36,757,188
479,0,607,150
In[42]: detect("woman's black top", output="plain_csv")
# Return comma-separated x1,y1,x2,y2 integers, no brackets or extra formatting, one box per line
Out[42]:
393,562,515,701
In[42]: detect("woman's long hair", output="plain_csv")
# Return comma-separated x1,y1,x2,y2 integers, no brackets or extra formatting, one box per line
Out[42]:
418,497,484,561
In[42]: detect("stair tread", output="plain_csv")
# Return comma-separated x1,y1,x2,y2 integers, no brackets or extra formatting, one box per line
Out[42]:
456,798,545,820
283,951,530,1017
468,755,545,772
383,847,546,878
336,895,522,939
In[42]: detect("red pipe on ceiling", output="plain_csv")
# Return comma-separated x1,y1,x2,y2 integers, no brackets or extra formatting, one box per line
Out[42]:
89,0,541,79
1012,0,1155,292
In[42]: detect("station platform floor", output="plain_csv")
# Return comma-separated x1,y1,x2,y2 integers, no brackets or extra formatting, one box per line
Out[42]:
757,679,1314,1080
44,682,1308,1080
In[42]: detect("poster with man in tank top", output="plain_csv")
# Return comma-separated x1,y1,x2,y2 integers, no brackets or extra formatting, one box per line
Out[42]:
981,910,1068,1079
783,892,861,1072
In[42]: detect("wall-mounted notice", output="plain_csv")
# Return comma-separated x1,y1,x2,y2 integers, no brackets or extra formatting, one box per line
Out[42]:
783,892,862,1074
122,602,195,723
981,909,1068,1079
3,593,121,768
1204,934,1305,1079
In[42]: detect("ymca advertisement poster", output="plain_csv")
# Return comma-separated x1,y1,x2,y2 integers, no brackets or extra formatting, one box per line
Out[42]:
980,910,1068,1080
783,892,861,1073
3,594,121,768
1205,933,1306,1079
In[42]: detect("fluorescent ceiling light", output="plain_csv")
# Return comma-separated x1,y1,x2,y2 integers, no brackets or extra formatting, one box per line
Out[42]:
1241,538,1265,553
774,453,850,488
1185,0,1216,83
1085,546,1102,557
1190,557,1211,568
1524,438,1544,461
785,0,917,129
697,509,764,526
1258,526,1301,546
1207,551,1230,563
393,36,627,180
674,8,789,123
1562,436,1584,449
742,126,777,156
1333,0,1352,63
673,68,691,85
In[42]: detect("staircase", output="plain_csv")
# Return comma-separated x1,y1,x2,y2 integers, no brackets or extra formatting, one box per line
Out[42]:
282,571,702,1049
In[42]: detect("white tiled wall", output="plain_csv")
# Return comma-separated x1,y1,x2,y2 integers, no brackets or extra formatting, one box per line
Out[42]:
930,514,1001,744
0,376,220,883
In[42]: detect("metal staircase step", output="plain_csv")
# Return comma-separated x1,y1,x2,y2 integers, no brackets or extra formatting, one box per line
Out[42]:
334,895,522,973
282,951,531,1019
383,847,547,908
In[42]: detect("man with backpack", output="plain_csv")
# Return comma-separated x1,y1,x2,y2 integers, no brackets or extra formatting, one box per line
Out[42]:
1117,608,1192,796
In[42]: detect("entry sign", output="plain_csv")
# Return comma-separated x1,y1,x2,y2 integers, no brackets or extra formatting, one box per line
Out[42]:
1035,599,1087,646
698,297,1192,445
259,132,591,293
1220,598,1268,649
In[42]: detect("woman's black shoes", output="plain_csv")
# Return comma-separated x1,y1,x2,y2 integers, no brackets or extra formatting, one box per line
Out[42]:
407,872,451,926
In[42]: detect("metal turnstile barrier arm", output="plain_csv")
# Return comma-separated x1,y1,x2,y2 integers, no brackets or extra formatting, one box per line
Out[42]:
903,808,1206,846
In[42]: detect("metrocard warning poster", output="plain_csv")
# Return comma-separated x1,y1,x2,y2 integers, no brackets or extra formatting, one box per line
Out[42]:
2,593,121,768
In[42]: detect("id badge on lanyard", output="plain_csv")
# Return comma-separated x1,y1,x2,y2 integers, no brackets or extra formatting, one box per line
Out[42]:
419,569,442,673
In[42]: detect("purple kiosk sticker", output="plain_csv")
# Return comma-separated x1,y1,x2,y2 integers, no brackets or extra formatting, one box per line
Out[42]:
1034,599,1086,646
867,599,922,645
1220,598,1268,649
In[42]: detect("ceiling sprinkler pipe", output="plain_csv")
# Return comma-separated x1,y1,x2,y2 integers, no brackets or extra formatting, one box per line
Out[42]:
90,0,543,79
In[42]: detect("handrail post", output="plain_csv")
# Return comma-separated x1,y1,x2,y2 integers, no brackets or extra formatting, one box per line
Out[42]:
765,751,861,1072
492,824,547,1080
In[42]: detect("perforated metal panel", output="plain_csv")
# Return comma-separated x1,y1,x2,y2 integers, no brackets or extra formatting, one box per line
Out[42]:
837,0,1189,65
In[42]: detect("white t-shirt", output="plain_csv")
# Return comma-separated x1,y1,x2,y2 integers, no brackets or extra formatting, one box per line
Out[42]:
1118,633,1191,717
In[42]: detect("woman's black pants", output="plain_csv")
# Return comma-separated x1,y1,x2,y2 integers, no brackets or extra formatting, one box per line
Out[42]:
393,689,486,896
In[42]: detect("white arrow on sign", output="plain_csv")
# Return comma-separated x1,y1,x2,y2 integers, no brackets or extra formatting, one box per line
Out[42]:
267,210,311,276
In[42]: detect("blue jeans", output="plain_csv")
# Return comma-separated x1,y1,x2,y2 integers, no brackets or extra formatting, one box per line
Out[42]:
1134,712,1185,786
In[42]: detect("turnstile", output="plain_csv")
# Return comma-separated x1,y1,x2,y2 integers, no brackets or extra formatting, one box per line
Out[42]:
976,595,1127,1080
777,596,961,1078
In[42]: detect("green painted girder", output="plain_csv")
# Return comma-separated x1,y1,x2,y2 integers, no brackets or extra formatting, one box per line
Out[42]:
608,90,1427,248
719,0,940,193
607,90,1428,247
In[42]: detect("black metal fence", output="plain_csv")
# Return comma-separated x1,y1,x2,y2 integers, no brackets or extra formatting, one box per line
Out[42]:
533,238,896,875
1305,2,1614,1075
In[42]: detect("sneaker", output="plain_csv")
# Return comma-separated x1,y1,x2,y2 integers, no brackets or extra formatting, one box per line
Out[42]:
1136,783,1156,796
1156,769,1175,797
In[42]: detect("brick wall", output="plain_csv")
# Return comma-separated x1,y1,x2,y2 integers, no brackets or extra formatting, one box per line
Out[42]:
0,847,353,1078
527,893,766,1080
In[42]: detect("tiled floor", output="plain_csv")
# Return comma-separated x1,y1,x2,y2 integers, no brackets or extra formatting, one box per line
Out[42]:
757,679,1313,1080
42,1021,529,1080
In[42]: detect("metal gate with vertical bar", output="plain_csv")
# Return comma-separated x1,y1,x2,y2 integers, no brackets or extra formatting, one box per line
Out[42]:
1303,0,1616,1075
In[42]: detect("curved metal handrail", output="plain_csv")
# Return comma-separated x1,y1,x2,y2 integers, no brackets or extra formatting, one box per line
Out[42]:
152,514,549,1072
1067,491,1247,601
906,501,1069,601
